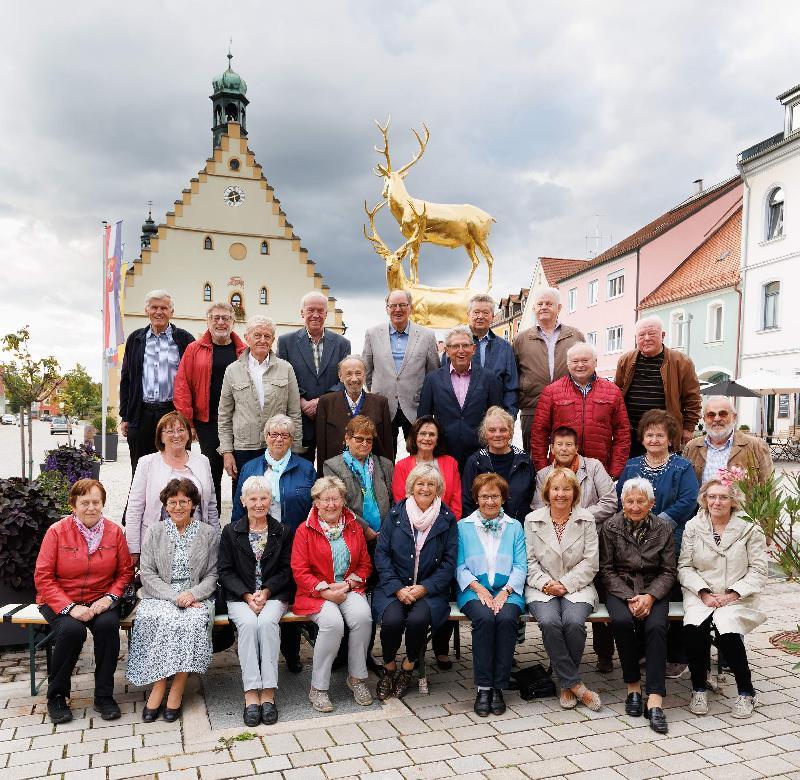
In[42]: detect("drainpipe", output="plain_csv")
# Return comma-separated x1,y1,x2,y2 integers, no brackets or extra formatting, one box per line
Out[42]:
737,173,750,426
634,248,640,330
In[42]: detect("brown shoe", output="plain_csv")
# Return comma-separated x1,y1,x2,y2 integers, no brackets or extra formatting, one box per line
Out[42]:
394,668,414,699
376,670,395,701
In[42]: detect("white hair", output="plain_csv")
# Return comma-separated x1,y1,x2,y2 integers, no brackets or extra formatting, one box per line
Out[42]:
240,475,273,503
263,414,294,438
405,462,445,498
620,477,655,502
702,395,736,414
338,354,367,372
301,291,328,308
206,301,234,317
245,315,276,336
445,325,474,346
533,287,560,305
567,342,597,360
145,289,173,307
385,289,413,305
635,315,665,335
468,293,495,311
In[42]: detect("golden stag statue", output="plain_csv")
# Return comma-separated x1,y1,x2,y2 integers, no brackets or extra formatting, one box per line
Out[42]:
363,200,471,328
374,116,497,289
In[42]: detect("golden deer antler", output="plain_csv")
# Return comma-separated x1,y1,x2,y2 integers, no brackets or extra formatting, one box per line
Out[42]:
396,124,430,176
363,200,391,257
373,116,391,177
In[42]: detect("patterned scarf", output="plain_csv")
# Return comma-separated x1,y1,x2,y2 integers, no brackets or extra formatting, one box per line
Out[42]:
343,451,381,531
477,508,505,534
264,448,291,503
72,515,105,555
550,454,580,473
624,513,651,545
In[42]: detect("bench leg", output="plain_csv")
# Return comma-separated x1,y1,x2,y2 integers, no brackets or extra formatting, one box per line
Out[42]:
453,622,461,660
28,625,37,697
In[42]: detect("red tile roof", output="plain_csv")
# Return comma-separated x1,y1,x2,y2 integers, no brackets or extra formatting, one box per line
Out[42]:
638,206,741,309
539,257,588,285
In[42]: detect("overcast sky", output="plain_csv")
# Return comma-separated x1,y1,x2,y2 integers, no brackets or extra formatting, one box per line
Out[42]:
2,1,799,379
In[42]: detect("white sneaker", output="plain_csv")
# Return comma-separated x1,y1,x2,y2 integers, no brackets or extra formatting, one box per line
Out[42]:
731,694,757,719
308,687,334,712
689,690,708,715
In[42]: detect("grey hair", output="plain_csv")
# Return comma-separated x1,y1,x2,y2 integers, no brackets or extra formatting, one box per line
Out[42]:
620,477,655,502
405,462,445,498
635,315,665,335
263,414,294,438
385,289,413,305
301,291,328,308
145,289,173,308
468,293,495,311
338,354,367,373
478,405,514,445
702,395,736,414
567,342,597,360
533,286,560,305
311,476,347,501
245,315,276,336
206,301,234,317
445,325,474,346
240,475,273,504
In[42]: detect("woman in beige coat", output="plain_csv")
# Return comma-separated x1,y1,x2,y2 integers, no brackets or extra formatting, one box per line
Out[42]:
679,477,767,720
524,467,601,711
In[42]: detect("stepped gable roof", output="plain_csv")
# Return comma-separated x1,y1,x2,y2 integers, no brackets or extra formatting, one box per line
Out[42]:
557,175,742,284
539,257,588,286
639,204,742,309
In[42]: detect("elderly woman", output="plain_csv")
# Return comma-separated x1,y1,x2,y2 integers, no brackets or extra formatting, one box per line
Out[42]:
679,478,768,719
462,406,535,522
600,478,677,734
126,479,218,722
373,463,458,700
457,473,526,717
35,479,134,724
291,477,374,712
525,467,601,711
219,475,294,726
218,315,303,496
323,415,394,543
125,411,219,565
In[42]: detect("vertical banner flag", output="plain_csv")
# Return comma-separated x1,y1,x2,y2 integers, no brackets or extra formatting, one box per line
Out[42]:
104,221,125,366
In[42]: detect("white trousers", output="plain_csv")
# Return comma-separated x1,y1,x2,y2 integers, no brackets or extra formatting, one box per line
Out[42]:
227,599,288,692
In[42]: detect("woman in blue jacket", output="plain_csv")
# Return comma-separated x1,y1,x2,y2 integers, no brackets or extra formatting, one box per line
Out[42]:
373,463,458,701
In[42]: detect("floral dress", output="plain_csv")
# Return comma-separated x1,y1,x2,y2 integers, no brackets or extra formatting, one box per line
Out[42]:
126,519,213,686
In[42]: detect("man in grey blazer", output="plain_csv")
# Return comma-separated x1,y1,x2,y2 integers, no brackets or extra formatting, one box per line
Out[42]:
362,289,440,446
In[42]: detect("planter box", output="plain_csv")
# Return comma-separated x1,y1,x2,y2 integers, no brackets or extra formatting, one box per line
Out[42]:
94,433,118,462
0,583,37,647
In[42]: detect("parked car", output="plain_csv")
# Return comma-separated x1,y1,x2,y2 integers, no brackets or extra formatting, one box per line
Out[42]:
40,413,52,422
1,413,15,425
50,416,71,435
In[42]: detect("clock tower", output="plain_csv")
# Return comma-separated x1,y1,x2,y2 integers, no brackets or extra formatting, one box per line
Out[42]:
211,50,249,149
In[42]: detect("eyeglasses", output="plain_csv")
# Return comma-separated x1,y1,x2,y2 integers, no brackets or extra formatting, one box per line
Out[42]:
350,435,373,444
478,494,502,501
209,314,233,322
267,432,291,439
704,410,731,419
166,499,192,508
387,303,410,310
162,428,187,436
447,343,473,351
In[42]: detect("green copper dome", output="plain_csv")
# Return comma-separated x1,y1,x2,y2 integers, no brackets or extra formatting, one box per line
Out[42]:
212,52,247,95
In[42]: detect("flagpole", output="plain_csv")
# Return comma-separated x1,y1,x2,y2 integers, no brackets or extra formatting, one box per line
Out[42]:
101,220,108,464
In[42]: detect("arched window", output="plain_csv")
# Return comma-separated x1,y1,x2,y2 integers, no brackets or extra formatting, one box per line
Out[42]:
203,283,212,302
767,187,784,240
231,292,242,308
260,287,268,305
706,302,724,342
203,236,213,250
260,240,269,255
670,310,686,349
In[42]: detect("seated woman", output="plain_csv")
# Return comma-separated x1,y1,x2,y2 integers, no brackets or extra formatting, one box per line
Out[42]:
524,467,601,712
219,475,294,726
600,478,677,734
373,463,458,700
457,473,526,717
35,479,134,724
679,477,768,719
291,476,374,712
126,478,218,723
126,411,220,565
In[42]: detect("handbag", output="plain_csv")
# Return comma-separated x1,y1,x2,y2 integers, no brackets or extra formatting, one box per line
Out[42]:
119,576,139,619
512,663,557,700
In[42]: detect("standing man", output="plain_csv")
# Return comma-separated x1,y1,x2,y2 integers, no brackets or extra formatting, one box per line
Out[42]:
119,289,194,476
442,294,519,418
417,326,503,469
362,289,440,446
173,302,247,511
277,292,351,464
615,316,702,457
514,288,584,456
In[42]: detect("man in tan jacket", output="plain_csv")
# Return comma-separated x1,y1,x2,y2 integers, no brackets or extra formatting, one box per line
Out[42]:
683,396,773,485
513,288,584,455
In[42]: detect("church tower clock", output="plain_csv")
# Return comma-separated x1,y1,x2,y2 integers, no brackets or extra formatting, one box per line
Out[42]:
211,50,249,149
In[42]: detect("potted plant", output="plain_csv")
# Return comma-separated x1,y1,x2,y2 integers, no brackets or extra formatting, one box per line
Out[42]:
91,413,118,462
42,443,100,483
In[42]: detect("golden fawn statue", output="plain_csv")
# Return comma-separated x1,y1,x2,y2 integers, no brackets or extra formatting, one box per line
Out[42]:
374,116,497,289
364,201,471,328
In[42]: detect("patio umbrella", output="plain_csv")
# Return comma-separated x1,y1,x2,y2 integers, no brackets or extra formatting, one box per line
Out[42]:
700,380,762,398
736,370,800,395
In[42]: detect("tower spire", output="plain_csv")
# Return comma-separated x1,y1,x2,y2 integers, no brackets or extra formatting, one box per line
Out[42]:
210,45,249,149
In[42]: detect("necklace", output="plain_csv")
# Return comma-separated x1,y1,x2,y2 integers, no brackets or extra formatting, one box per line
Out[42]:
644,452,669,467
249,522,268,533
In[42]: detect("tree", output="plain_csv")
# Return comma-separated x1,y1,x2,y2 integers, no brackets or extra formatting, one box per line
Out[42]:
59,364,101,420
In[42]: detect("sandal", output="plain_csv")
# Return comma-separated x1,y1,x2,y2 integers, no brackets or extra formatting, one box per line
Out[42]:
559,688,577,709
571,684,602,712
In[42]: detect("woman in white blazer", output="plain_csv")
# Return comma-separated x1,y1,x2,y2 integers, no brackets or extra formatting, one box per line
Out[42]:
524,467,601,711
125,411,219,564
679,477,768,720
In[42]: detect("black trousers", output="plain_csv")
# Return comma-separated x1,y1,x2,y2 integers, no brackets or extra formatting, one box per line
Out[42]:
607,594,669,696
592,576,615,662
232,448,265,499
684,616,754,696
462,600,521,689
40,604,121,700
391,409,413,451
127,401,174,476
380,598,431,664
520,413,533,456
195,419,223,513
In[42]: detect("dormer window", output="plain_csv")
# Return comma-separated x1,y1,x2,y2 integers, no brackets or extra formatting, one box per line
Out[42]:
791,102,800,134
767,187,784,240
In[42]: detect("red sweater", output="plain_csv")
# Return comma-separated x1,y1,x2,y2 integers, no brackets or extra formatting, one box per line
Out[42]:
35,517,134,614
391,455,462,519
290,508,372,615
173,330,247,425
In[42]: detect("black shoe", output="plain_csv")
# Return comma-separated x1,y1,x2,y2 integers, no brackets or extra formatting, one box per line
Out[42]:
376,670,395,700
436,656,453,671
243,704,261,727
474,689,492,717
285,656,303,674
644,705,669,734
595,657,614,674
625,692,643,717
47,695,73,724
93,697,121,721
490,689,506,716
141,705,161,723
163,706,181,723
394,668,413,699
261,701,278,725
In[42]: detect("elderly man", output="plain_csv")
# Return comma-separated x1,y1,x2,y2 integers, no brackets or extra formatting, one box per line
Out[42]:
417,326,503,469
218,316,303,496
531,343,630,479
363,289,440,446
173,302,247,510
277,291,351,464
442,294,519,418
615,316,701,456
119,289,194,476
514,287,585,455
683,395,773,485
315,355,394,473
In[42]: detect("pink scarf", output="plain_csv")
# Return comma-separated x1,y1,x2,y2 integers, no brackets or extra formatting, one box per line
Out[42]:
406,497,441,583
72,515,105,555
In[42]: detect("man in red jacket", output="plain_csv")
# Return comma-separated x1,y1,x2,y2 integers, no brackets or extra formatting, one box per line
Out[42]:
173,302,247,510
531,343,631,479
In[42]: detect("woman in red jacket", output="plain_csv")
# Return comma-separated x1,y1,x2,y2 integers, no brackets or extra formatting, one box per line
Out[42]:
34,479,134,725
291,476,373,713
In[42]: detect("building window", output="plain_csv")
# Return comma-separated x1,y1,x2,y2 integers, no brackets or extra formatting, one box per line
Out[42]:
670,310,686,349
607,269,624,300
706,302,724,342
586,331,597,347
203,283,212,302
792,103,800,134
606,325,623,353
766,187,784,240
567,288,577,313
259,287,268,305
229,158,240,171
230,292,244,321
587,279,598,306
260,240,269,255
203,236,213,250
763,281,780,329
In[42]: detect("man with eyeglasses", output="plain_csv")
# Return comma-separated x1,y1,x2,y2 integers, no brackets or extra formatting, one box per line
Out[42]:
683,396,772,485
174,302,247,511
363,289,440,447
